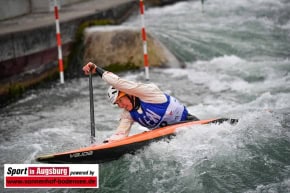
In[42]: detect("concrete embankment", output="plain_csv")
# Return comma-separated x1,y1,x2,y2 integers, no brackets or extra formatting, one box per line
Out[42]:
0,0,186,106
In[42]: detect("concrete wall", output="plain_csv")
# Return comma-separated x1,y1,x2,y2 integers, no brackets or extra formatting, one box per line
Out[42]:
0,0,139,105
0,1,136,63
31,0,88,13
0,0,89,20
30,0,52,13
0,0,30,20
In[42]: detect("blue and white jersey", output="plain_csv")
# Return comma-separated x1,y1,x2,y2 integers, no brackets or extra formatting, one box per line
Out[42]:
129,94,188,129
102,71,193,140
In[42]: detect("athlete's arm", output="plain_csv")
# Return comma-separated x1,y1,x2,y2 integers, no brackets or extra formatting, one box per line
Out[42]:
82,62,167,103
105,110,134,142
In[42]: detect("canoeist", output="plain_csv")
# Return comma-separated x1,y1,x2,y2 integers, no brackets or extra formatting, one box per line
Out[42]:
82,62,199,142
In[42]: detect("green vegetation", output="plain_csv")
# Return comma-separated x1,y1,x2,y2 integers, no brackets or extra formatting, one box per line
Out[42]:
8,84,24,98
0,66,59,107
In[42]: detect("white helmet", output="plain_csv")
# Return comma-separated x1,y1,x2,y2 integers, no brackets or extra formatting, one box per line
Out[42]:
107,86,119,104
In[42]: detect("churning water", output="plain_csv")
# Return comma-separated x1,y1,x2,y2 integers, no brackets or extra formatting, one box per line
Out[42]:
1,0,290,192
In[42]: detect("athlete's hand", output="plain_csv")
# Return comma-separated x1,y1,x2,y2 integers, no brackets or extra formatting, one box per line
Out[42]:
82,62,96,75
103,132,127,143
103,139,115,143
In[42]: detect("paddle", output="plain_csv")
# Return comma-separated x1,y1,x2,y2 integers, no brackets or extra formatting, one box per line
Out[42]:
89,72,96,144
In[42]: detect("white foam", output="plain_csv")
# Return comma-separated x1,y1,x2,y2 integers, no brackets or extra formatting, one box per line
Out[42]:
127,109,285,176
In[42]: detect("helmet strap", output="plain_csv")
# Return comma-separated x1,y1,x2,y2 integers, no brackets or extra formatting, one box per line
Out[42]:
126,95,140,110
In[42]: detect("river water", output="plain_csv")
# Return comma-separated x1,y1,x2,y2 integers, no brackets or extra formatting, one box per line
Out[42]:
1,0,290,192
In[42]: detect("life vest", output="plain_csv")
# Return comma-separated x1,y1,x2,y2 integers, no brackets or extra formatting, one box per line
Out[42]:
129,94,188,129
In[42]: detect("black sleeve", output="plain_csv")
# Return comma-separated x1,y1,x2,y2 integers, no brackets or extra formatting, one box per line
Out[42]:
96,66,105,77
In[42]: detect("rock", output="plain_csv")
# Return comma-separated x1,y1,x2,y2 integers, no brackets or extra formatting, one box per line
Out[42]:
84,26,181,70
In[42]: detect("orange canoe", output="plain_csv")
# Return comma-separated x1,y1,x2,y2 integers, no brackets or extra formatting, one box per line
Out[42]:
36,118,238,164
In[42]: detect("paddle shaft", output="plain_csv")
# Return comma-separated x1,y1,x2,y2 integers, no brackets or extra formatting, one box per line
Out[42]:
89,72,96,144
